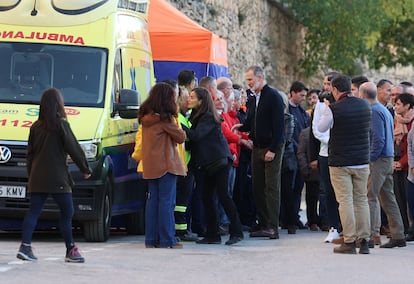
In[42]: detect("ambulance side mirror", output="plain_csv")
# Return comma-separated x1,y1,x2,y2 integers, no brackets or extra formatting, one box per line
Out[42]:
113,89,140,119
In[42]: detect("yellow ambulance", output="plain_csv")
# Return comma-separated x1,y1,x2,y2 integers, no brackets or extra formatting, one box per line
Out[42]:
0,0,154,241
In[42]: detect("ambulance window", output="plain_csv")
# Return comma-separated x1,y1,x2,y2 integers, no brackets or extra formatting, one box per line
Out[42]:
1,42,107,107
10,52,53,96
51,46,107,107
0,44,13,95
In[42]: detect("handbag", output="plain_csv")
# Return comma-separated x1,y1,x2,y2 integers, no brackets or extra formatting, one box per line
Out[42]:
203,158,229,175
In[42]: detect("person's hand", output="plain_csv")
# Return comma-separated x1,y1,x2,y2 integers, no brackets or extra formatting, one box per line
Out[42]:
411,168,414,176
309,160,318,170
264,150,275,162
394,161,402,171
241,139,253,150
84,173,91,179
231,123,243,132
324,98,330,106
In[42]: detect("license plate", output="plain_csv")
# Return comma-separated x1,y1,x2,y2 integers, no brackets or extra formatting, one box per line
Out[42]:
0,185,26,199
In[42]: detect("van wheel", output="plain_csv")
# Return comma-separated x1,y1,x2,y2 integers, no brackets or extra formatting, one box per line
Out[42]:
126,209,145,235
83,179,112,242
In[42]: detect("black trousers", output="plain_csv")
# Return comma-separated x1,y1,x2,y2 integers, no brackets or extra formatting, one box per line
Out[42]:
189,169,206,235
175,173,194,235
233,158,256,227
305,180,320,225
199,162,243,239
281,169,296,226
318,156,341,230
394,170,409,233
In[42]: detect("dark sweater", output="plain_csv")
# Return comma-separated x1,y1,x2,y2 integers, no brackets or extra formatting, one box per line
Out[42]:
239,84,285,152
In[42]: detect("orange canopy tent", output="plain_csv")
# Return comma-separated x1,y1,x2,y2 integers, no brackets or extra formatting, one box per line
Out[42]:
148,0,228,82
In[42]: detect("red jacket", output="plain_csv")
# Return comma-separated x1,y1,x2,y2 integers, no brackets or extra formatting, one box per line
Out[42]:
397,120,413,171
221,111,250,167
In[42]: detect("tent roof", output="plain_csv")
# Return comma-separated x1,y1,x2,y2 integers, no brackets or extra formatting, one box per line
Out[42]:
148,0,210,34
148,0,227,66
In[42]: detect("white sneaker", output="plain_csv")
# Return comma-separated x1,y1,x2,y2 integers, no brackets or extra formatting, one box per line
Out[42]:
324,227,340,243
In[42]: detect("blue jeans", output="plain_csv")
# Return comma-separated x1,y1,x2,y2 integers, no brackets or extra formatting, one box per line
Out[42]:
145,173,177,247
22,193,74,249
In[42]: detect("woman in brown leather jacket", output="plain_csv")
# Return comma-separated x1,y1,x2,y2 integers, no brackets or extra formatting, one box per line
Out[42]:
136,83,186,249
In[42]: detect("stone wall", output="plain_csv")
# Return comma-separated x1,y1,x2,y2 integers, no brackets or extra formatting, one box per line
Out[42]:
167,0,412,91
362,64,414,85
168,0,310,92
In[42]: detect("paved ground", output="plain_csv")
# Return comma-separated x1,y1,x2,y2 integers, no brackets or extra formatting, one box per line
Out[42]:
0,228,413,284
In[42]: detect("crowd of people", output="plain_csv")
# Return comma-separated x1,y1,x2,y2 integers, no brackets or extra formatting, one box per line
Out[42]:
16,66,414,262
131,66,414,254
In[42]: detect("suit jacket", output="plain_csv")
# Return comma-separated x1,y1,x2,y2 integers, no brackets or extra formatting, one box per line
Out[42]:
296,127,319,181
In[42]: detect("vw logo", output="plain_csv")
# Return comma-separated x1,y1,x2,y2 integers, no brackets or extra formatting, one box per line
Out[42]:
0,146,12,163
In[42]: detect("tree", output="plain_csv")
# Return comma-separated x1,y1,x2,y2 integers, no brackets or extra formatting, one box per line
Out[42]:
286,0,414,76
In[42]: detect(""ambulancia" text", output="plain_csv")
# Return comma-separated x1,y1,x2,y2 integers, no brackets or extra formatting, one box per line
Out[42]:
0,31,85,45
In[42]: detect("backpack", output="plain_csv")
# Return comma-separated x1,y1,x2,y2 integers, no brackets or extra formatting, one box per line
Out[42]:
284,112,295,146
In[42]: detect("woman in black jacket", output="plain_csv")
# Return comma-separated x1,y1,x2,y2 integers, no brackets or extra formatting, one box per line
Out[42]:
182,87,243,245
17,88,91,263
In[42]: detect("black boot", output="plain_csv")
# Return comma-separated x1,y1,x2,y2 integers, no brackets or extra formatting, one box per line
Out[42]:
406,226,414,242
359,239,370,254
406,233,414,242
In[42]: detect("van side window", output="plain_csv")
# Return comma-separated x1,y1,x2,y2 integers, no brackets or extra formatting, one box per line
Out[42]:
111,50,122,114
111,49,122,110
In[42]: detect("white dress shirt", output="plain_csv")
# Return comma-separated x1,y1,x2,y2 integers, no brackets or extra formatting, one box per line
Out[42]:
312,101,330,157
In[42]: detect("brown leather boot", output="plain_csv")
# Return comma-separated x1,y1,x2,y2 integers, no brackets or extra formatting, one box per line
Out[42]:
379,239,406,248
333,242,357,254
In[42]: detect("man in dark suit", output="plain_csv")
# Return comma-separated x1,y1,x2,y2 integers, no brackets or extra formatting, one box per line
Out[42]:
234,66,285,239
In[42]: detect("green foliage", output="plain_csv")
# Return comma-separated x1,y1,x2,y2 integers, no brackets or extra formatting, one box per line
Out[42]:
286,0,414,76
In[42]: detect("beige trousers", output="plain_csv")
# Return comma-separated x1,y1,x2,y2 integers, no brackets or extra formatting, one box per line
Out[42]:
329,166,370,243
